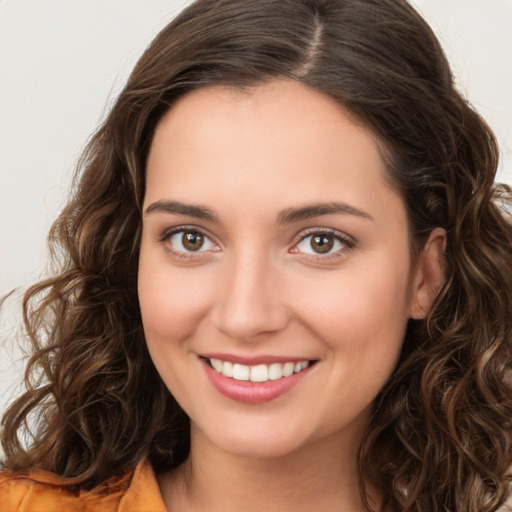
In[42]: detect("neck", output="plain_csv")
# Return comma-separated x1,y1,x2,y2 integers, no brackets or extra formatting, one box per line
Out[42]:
158,425,380,512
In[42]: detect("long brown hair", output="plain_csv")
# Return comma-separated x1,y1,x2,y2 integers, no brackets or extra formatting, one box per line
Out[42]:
2,1,512,510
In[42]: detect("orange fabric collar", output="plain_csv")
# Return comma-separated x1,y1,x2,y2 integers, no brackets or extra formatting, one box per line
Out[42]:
0,459,167,511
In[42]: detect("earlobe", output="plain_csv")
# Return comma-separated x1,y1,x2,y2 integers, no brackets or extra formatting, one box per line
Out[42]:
409,227,447,320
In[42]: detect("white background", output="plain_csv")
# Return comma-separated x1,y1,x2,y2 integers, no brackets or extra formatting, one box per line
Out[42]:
1,0,511,430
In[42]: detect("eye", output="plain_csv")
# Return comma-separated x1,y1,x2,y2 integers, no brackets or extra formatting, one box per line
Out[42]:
293,229,355,256
163,228,219,254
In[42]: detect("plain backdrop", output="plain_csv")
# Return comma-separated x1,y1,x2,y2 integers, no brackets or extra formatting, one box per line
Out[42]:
1,0,511,435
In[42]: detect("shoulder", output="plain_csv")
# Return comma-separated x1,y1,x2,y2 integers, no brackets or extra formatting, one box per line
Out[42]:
0,460,166,512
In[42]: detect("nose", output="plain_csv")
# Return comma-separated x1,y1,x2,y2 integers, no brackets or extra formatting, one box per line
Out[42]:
212,251,290,341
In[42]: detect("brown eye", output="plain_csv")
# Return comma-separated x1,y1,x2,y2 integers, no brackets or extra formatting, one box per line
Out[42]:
167,229,217,254
310,234,334,253
182,232,204,251
294,230,354,257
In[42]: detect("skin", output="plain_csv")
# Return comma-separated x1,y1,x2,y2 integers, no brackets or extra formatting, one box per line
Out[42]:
138,80,445,511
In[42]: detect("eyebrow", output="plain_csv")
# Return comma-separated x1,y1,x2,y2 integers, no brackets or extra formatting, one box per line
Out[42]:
144,200,373,224
276,202,374,224
144,200,219,222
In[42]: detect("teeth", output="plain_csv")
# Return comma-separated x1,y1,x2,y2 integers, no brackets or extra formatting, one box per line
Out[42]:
222,361,233,378
283,362,294,377
268,363,283,380
211,359,223,372
209,358,310,382
250,364,268,383
232,363,250,381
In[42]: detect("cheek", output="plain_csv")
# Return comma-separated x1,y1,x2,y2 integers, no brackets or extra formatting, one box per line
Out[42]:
268,284,407,446
137,249,216,406
137,249,215,342
292,258,412,353
291,264,411,426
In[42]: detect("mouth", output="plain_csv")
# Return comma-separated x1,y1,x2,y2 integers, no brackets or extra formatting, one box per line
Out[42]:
199,355,317,404
204,357,313,383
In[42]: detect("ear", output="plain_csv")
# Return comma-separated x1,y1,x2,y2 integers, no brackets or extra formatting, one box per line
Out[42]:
409,227,447,320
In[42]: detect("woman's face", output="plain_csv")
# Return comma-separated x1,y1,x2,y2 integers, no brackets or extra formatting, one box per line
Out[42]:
138,80,428,459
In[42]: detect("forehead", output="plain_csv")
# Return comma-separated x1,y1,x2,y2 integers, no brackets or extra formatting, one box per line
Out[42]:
145,80,404,229
153,81,374,152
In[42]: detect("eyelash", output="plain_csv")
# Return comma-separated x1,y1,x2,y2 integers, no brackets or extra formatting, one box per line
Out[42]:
291,228,356,261
159,225,219,259
158,226,356,261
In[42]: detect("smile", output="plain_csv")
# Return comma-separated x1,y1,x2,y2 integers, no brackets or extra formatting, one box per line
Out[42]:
201,356,316,404
208,358,311,382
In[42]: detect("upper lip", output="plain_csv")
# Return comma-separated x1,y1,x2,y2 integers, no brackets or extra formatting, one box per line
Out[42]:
200,353,314,366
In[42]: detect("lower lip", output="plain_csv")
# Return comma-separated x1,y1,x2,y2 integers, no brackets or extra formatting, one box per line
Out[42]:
202,359,313,404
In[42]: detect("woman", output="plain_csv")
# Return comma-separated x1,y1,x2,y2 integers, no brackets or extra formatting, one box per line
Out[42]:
1,0,511,511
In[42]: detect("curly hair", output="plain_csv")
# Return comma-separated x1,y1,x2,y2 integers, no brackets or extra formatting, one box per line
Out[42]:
2,0,512,510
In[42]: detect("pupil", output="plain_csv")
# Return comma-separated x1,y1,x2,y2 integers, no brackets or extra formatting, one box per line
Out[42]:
311,235,334,253
183,232,204,251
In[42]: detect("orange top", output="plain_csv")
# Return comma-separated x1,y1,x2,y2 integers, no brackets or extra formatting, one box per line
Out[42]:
0,460,166,512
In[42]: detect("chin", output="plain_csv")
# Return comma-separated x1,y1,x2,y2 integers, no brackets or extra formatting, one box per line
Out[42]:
194,420,314,460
